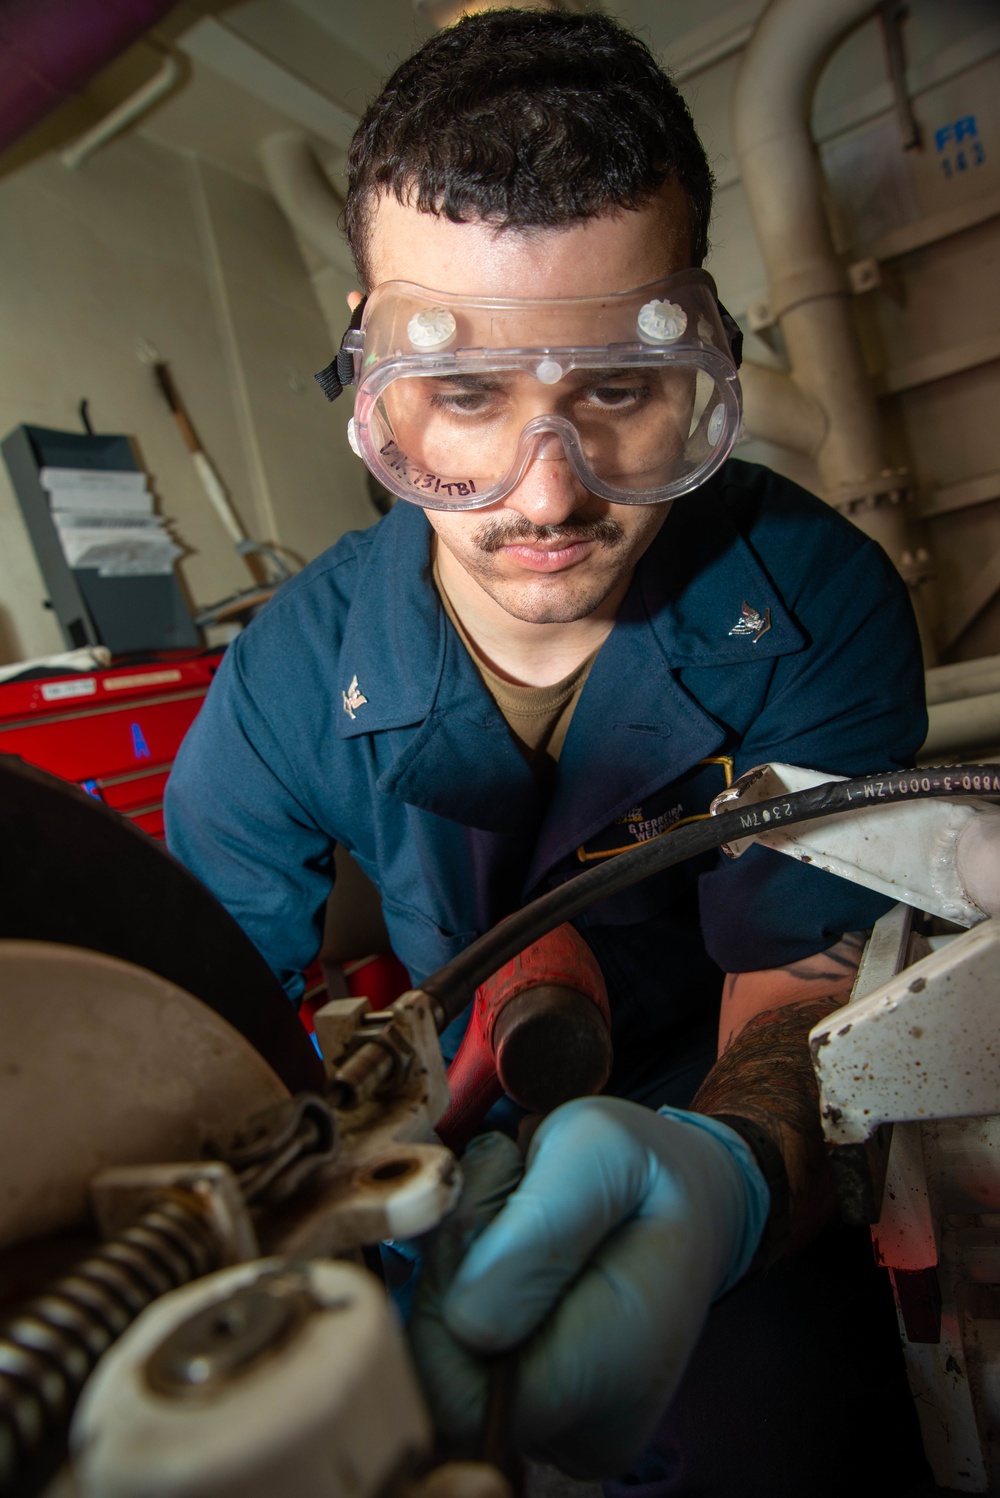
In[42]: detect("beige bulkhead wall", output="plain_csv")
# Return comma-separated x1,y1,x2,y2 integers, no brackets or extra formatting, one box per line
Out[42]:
0,40,372,666
676,0,1000,663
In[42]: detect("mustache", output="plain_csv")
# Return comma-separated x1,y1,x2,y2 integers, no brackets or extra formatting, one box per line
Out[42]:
473,517,625,552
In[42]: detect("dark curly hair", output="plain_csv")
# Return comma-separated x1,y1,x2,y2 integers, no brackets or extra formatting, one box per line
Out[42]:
345,9,713,288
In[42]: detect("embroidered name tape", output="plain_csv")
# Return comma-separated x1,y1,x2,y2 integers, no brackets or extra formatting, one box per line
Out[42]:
577,757,734,863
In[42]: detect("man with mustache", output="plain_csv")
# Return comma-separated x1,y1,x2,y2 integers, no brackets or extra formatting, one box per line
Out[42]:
166,11,930,1495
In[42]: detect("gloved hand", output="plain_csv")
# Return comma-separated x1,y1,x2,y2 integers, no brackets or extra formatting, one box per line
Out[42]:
410,1096,770,1478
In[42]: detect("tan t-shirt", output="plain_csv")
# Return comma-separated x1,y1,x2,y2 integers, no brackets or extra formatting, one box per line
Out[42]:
433,559,596,788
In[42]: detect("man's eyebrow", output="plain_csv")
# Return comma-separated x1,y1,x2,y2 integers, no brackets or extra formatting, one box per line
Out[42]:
584,366,644,380
428,366,647,388
425,373,507,390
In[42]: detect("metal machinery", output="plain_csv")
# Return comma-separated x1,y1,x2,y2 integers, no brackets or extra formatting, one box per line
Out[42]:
717,763,1000,1492
0,757,464,1498
1,755,999,1497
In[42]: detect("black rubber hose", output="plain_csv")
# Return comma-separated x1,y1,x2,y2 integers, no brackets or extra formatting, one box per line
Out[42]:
421,763,1000,1026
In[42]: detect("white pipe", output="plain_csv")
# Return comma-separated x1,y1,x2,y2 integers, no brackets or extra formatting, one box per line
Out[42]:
733,0,874,331
258,132,355,278
62,49,180,170
731,0,928,628
739,360,827,456
922,693,1000,758
926,655,1000,707
671,23,757,83
956,812,1000,920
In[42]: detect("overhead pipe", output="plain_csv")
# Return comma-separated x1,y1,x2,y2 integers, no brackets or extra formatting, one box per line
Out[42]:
61,45,180,170
0,0,181,157
258,132,355,278
732,0,934,654
258,132,358,347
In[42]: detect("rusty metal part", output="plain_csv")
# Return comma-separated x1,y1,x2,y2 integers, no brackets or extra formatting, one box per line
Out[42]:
90,1163,259,1267
256,990,458,1254
330,1043,397,1111
809,905,1000,1490
218,1095,340,1207
259,1123,461,1258
0,1191,223,1496
811,917,1000,1150
329,1013,416,1111
491,985,613,1114
145,1269,319,1399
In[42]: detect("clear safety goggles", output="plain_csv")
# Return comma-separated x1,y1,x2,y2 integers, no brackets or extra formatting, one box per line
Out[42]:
315,269,743,511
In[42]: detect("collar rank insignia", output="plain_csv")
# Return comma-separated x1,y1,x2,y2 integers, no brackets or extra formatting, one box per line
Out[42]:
342,674,368,720
728,601,772,644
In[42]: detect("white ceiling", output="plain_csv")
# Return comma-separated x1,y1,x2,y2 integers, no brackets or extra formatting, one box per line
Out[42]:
139,0,766,187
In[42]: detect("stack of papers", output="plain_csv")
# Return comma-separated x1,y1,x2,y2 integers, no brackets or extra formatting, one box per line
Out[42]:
41,468,184,578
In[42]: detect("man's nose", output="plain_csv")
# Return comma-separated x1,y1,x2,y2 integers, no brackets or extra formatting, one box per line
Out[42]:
503,433,592,526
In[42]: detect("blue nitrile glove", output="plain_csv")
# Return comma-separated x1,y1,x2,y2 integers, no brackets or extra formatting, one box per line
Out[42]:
409,1096,770,1479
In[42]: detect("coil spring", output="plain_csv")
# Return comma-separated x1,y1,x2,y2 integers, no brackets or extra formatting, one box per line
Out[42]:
0,1192,222,1497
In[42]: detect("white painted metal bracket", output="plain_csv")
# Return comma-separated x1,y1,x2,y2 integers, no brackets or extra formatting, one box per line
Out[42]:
810,917,1000,1148
809,909,1000,1491
711,762,1000,925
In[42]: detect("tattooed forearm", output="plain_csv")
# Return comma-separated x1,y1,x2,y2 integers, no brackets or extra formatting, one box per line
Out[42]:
696,933,867,1251
694,997,841,1250
762,929,867,988
695,995,840,1139
716,931,866,1053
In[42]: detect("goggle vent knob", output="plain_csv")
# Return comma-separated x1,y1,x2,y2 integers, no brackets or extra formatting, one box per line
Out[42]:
408,308,457,351
637,300,688,344
535,359,564,385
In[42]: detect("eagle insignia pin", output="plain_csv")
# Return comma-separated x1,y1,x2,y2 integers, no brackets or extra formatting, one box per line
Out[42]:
728,601,771,644
342,674,368,719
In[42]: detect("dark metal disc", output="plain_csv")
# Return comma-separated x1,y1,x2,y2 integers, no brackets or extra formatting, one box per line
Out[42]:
0,754,324,1095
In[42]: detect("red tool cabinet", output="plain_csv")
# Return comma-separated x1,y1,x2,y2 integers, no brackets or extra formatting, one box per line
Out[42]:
0,647,409,1022
0,650,225,840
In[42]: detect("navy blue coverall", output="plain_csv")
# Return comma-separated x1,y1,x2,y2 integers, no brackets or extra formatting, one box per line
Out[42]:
166,458,933,1497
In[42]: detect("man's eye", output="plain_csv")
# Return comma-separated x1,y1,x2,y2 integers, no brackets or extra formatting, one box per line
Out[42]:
440,395,491,413
586,385,650,409
430,390,495,415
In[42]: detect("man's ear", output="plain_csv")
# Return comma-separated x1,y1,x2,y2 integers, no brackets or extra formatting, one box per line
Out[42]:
347,290,364,312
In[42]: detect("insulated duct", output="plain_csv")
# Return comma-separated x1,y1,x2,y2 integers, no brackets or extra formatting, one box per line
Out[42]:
739,360,827,458
0,0,181,156
61,46,180,170
732,0,932,649
923,650,1000,758
258,132,355,279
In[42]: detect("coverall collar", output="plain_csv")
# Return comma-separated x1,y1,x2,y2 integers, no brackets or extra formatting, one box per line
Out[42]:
527,487,805,881
335,483,804,854
335,503,542,832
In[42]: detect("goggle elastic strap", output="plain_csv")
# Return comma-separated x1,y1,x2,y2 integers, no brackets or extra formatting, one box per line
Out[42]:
314,297,367,403
717,302,743,370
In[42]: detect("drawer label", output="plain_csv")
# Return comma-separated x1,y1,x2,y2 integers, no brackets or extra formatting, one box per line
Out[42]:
40,677,97,702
